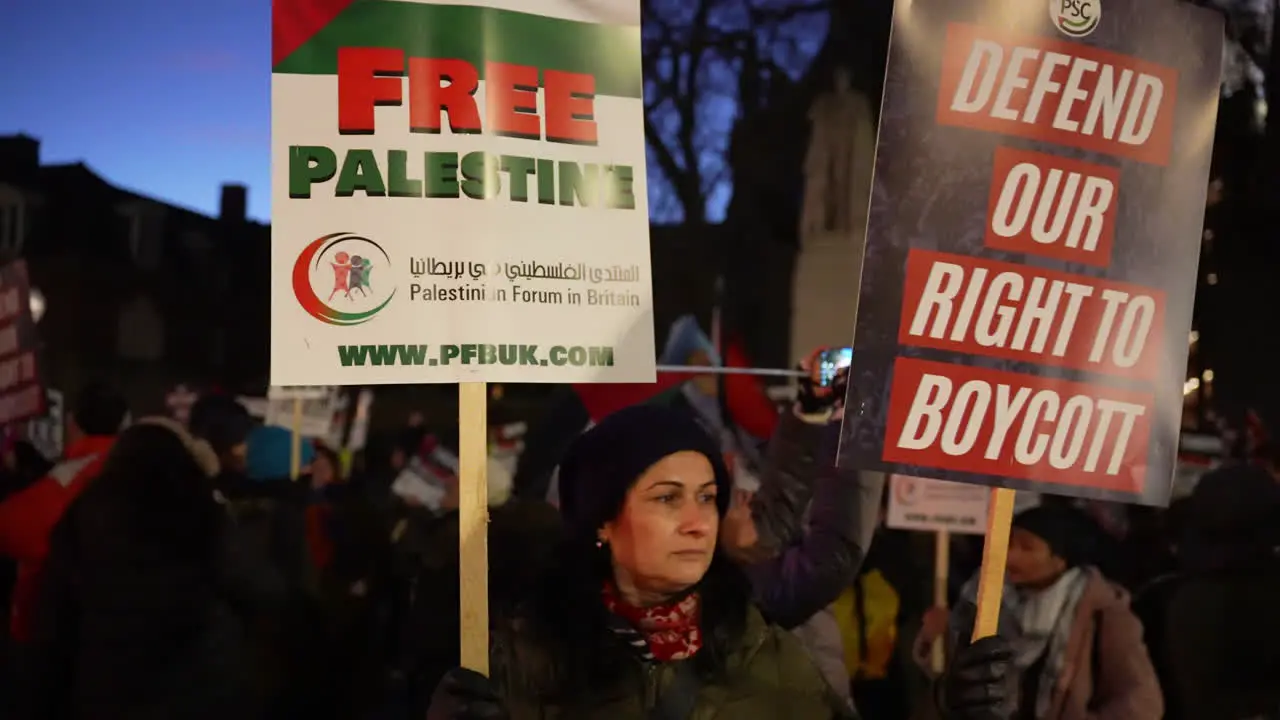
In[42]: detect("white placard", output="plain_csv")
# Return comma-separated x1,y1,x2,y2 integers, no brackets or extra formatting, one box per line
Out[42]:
886,474,990,534
270,0,654,385
886,474,1042,533
267,385,333,400
27,389,63,461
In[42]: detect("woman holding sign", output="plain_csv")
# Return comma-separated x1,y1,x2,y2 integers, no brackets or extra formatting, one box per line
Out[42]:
918,505,1161,720
427,405,1013,719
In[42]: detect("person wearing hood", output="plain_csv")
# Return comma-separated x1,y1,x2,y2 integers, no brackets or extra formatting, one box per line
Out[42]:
10,418,287,720
1143,464,1280,720
917,504,1162,720
0,382,127,646
427,404,1012,720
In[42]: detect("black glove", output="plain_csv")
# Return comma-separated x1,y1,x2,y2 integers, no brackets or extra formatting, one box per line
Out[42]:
796,352,850,416
427,667,508,720
937,635,1015,720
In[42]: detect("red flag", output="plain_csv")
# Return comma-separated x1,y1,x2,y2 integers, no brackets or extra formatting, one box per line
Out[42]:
273,0,357,66
723,340,780,439
572,374,692,422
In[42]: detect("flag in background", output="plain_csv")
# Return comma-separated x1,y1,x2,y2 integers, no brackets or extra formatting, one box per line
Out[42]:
515,316,781,501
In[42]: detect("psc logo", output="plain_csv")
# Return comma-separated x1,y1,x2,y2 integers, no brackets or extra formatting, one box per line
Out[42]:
1050,0,1099,38
292,232,395,326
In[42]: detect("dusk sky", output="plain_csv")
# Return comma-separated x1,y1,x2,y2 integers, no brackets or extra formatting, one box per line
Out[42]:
1,0,273,220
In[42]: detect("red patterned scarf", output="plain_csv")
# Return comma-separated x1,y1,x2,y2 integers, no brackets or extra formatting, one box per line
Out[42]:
602,581,703,662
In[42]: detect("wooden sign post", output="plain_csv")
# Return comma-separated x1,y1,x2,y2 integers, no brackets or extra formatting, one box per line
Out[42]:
970,488,1017,640
931,529,950,673
458,382,490,673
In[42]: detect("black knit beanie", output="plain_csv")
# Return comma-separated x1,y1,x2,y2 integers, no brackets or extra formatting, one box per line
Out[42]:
1012,505,1090,567
557,404,732,542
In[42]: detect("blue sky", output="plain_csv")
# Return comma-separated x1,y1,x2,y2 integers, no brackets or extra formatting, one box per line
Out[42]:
0,0,272,220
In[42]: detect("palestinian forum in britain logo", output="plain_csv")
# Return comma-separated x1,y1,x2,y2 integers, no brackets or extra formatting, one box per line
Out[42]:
893,475,922,506
292,232,395,326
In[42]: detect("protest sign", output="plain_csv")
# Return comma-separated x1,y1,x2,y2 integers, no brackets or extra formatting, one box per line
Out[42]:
26,389,63,461
270,0,653,386
0,261,43,425
272,0,649,675
837,0,1223,507
886,474,989,534
264,389,338,438
887,474,1042,533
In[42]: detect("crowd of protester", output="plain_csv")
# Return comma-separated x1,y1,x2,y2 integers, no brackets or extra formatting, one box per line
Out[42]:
0,368,1274,719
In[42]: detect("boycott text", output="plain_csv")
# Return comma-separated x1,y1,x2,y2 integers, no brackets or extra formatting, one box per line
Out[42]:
884,357,1152,493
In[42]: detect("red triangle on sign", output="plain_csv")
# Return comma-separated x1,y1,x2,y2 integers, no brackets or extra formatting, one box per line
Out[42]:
273,0,359,67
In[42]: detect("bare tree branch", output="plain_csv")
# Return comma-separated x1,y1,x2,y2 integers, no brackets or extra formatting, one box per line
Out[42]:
641,0,830,224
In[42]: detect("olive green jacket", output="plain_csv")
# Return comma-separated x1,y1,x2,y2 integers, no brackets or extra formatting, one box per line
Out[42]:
490,604,856,719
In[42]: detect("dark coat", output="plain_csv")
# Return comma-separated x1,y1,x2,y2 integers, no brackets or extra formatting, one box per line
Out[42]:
393,498,564,715
12,479,287,720
488,599,853,719
746,412,885,629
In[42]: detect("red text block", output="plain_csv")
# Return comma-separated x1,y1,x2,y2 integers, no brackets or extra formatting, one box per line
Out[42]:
936,23,1178,166
883,357,1153,494
985,146,1120,267
899,249,1165,379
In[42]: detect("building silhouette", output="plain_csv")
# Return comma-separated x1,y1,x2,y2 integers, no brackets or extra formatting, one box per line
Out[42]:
0,133,270,411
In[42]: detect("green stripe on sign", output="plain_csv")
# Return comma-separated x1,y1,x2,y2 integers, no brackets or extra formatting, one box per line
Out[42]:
273,1,643,99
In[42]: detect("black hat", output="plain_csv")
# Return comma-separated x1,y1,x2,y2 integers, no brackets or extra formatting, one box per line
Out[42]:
1012,504,1093,567
187,394,254,456
557,405,732,542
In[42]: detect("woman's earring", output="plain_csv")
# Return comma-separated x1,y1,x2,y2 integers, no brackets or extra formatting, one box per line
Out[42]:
595,539,604,548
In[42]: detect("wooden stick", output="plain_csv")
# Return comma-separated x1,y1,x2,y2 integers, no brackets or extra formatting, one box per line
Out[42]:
931,529,951,673
458,382,490,674
971,487,1018,641
289,397,303,480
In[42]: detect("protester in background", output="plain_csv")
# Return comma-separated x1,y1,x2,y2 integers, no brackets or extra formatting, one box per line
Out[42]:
838,500,930,720
0,439,52,670
306,442,393,719
1,440,53,494
235,424,322,717
721,355,886,707
11,418,286,720
188,394,254,479
383,432,559,717
917,505,1162,720
427,405,1012,720
0,382,127,646
1148,464,1280,720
